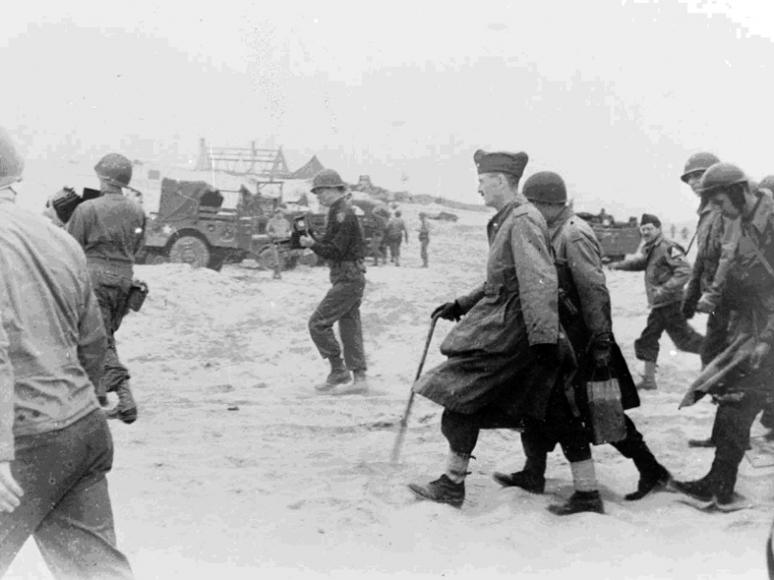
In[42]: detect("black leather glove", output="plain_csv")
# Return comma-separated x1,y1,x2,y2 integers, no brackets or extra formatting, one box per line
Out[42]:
681,298,697,320
431,301,463,321
591,336,612,368
530,343,559,364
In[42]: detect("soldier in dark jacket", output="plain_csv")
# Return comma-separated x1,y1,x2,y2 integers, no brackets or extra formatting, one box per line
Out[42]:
493,172,671,507
674,163,774,507
299,169,368,393
67,153,146,424
408,151,598,511
609,213,704,389
680,153,733,365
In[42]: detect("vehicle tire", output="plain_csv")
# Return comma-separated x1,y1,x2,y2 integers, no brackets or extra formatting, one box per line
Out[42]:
146,251,169,265
208,250,227,272
168,235,211,268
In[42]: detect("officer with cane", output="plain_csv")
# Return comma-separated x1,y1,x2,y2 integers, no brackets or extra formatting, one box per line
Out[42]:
407,150,584,510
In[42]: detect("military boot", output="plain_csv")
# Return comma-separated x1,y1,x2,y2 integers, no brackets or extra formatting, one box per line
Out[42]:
106,383,138,424
316,356,351,392
672,476,715,502
636,361,658,391
492,451,546,494
335,370,369,395
687,437,715,448
408,475,465,508
547,490,604,515
625,463,672,501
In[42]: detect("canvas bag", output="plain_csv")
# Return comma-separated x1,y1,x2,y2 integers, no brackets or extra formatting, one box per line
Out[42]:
585,367,627,445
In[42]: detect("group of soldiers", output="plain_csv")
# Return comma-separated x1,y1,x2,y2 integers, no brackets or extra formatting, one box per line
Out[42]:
0,128,139,577
403,149,774,515
1,119,772,576
297,149,774,515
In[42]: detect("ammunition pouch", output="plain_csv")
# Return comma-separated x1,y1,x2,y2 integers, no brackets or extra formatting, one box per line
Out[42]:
126,279,149,313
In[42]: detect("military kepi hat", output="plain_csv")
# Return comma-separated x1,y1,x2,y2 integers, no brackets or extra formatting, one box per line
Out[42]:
474,149,529,178
640,213,661,228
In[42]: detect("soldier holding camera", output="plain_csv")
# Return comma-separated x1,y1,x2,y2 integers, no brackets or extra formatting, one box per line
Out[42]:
298,169,369,394
67,153,146,424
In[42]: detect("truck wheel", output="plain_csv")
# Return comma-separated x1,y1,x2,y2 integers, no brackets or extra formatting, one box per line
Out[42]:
168,235,211,268
146,251,169,265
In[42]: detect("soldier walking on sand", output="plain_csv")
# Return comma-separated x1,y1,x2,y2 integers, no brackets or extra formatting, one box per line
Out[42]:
266,207,291,280
493,171,671,510
385,210,408,266
408,150,598,512
67,153,146,424
674,162,774,508
0,127,134,578
418,212,431,267
609,213,704,390
299,169,369,394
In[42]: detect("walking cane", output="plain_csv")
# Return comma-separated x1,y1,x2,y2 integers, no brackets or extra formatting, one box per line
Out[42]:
390,313,440,464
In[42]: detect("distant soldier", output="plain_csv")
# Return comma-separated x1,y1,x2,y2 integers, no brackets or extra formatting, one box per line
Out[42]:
67,153,146,424
298,169,368,393
408,150,591,512
266,208,291,280
495,171,670,509
370,205,390,266
609,213,704,389
418,212,431,268
385,210,408,266
674,163,774,507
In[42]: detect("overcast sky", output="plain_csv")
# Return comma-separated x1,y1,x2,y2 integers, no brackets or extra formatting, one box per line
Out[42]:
3,0,774,221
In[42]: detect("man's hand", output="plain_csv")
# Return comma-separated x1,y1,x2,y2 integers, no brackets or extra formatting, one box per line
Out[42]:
298,235,315,248
606,262,621,271
431,301,463,321
681,297,697,320
750,341,772,370
0,462,23,513
591,340,612,368
695,294,715,315
531,343,559,364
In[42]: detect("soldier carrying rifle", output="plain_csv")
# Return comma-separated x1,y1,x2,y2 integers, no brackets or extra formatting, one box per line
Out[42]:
674,162,774,507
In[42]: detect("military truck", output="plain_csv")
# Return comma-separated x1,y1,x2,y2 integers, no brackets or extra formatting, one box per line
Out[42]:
138,178,283,270
576,211,641,261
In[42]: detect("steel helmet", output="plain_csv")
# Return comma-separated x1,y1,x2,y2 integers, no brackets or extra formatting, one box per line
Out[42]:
698,162,748,195
94,153,132,187
523,171,567,204
310,168,346,193
681,152,720,183
0,127,24,189
759,175,774,193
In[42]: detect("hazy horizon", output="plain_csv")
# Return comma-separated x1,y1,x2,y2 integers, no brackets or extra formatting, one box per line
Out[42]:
3,0,774,222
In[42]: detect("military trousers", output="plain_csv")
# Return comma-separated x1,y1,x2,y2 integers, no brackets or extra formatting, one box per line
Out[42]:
701,304,731,367
634,302,704,362
308,263,366,371
420,239,429,267
706,391,769,495
91,269,133,398
0,410,134,579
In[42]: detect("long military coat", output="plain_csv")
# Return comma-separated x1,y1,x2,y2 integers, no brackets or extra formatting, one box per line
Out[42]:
551,208,639,410
413,200,568,421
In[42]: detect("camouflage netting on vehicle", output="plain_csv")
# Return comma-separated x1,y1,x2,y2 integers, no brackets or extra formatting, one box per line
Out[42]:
157,178,224,222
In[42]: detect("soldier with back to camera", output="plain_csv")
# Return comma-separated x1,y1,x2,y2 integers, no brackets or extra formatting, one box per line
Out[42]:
67,153,146,424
